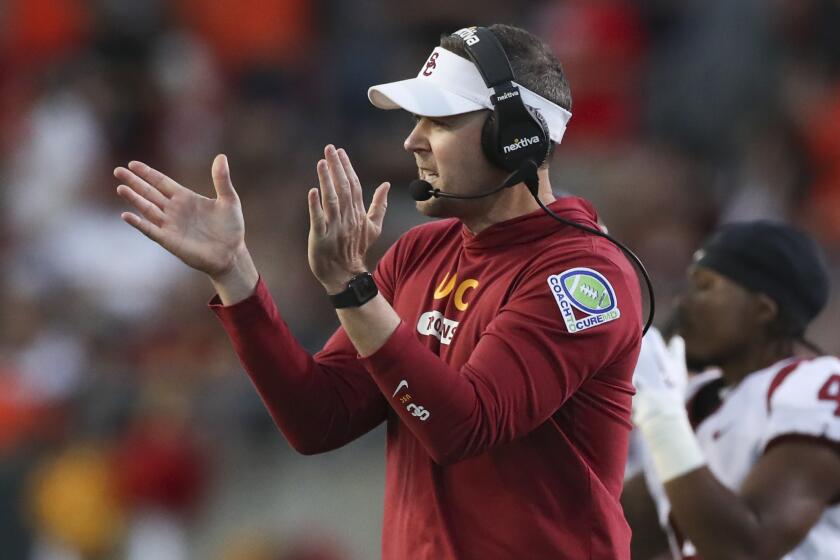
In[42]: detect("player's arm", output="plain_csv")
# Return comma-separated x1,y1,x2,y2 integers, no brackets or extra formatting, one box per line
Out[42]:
633,337,840,559
115,155,388,454
664,438,840,559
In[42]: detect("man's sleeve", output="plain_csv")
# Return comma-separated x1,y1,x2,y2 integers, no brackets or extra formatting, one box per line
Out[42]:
360,254,641,465
209,243,403,455
762,357,840,453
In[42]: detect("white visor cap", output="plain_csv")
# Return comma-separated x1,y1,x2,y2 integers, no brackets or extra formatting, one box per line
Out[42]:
368,47,572,144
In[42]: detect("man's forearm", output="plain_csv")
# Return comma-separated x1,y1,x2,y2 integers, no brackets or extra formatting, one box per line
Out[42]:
336,294,401,357
211,278,388,454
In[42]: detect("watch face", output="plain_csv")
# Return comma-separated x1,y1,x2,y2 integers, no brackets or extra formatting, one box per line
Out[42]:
350,273,377,301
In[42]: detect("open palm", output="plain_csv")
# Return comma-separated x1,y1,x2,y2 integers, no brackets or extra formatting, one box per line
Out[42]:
115,155,245,277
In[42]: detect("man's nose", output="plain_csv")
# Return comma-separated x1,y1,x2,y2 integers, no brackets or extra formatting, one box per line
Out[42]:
404,120,431,153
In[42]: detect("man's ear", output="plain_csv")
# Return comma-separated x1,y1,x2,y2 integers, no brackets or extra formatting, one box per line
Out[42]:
754,293,779,328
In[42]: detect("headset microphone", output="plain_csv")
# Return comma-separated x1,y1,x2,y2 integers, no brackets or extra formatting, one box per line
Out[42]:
408,179,435,201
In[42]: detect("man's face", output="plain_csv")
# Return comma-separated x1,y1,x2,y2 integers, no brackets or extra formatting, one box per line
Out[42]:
403,110,506,219
675,265,768,371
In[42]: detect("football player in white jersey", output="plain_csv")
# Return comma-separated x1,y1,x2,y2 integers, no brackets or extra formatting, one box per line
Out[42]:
624,221,840,559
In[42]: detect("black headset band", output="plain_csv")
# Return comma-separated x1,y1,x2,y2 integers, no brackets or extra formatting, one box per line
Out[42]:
455,27,516,89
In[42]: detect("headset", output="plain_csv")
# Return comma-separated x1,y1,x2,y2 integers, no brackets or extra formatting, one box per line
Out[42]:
454,26,552,173
450,26,656,334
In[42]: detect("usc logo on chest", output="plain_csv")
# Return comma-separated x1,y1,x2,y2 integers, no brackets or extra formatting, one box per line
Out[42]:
432,272,479,311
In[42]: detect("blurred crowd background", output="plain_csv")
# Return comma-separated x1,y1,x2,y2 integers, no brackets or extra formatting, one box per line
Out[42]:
1,0,839,558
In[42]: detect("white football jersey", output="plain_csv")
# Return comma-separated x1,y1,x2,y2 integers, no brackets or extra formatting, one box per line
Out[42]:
643,356,840,559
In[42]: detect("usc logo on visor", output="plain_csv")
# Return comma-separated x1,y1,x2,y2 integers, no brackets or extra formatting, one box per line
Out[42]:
422,52,439,76
433,272,479,311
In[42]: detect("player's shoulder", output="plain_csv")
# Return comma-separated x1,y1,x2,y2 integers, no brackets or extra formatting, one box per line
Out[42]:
759,356,840,450
767,356,840,413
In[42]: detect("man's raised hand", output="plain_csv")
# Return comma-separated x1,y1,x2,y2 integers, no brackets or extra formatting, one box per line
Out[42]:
115,154,247,278
307,145,390,294
116,155,259,304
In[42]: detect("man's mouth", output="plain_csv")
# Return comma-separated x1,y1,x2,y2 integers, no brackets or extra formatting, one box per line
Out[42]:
418,168,438,180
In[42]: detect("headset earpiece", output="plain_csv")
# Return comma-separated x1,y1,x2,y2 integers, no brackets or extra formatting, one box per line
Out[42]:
479,99,550,172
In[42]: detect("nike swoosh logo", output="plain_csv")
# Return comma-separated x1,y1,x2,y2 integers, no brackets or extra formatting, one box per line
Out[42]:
392,379,408,398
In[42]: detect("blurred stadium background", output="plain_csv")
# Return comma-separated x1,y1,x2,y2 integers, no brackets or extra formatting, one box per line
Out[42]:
1,1,839,558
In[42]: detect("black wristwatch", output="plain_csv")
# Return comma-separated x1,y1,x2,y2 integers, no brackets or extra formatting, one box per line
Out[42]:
329,272,379,308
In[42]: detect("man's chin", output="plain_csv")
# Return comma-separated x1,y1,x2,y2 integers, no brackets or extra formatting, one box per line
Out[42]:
416,199,450,218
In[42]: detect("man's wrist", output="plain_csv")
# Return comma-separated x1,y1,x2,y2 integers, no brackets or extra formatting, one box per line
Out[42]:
322,270,368,296
209,247,260,305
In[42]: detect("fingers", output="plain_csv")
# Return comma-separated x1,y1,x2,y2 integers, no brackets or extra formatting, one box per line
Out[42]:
338,148,364,215
120,211,165,243
307,187,326,237
127,160,181,197
116,184,167,226
324,145,352,217
114,166,169,210
212,154,238,201
367,182,390,229
317,145,387,231
316,159,340,222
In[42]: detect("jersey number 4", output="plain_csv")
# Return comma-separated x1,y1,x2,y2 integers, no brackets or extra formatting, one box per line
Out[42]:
818,374,840,417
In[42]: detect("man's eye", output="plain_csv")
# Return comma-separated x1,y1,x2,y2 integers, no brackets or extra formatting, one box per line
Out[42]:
409,115,452,129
